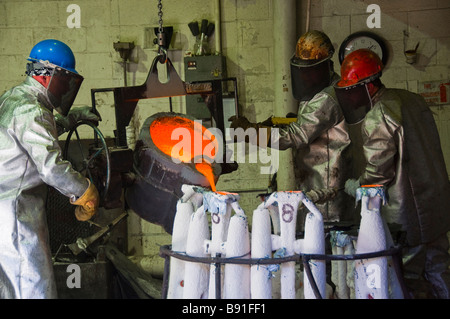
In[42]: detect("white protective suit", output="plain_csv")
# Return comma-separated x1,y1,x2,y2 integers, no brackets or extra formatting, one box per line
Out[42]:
0,76,89,298
273,73,354,223
358,87,450,298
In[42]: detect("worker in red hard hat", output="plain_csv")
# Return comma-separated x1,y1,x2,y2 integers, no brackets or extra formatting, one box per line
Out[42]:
336,48,450,299
0,39,100,299
229,30,354,224
334,48,384,124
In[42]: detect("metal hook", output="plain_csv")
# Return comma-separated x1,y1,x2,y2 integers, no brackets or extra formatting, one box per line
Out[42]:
158,46,168,64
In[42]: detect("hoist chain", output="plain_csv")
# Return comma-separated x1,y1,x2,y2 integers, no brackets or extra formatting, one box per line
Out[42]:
157,0,164,33
156,0,167,63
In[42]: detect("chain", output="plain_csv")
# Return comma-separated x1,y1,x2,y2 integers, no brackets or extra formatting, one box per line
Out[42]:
156,0,167,63
157,0,164,33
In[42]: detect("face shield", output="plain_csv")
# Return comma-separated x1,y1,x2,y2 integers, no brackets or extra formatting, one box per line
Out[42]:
334,81,372,124
27,61,83,116
290,55,331,101
46,66,84,116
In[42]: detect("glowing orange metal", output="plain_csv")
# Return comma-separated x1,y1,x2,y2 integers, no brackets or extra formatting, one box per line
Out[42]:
149,116,219,191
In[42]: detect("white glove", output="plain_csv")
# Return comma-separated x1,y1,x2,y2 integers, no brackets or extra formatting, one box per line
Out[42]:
344,179,360,197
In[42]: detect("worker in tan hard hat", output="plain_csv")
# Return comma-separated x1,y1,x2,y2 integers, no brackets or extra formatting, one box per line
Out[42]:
229,30,354,224
0,39,100,299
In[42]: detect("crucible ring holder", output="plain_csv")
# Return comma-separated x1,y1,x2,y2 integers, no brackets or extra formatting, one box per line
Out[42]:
159,244,410,299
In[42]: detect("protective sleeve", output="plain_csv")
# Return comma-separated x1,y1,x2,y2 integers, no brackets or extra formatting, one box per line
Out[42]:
15,103,89,198
359,104,398,186
273,90,342,150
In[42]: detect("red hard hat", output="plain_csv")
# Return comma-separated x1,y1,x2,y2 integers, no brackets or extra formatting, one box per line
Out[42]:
337,49,384,87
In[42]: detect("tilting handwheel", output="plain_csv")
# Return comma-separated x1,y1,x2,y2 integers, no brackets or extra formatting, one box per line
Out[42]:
62,120,111,206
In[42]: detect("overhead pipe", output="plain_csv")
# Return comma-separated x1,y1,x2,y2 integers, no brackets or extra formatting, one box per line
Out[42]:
305,0,311,32
273,0,297,191
113,41,139,150
214,0,222,54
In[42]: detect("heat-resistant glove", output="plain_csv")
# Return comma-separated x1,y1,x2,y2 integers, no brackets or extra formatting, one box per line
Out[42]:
228,115,271,147
70,179,100,221
229,115,253,130
55,106,102,135
344,178,360,198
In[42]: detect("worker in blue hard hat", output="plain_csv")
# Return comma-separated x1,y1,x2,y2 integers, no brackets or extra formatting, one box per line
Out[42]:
0,39,100,298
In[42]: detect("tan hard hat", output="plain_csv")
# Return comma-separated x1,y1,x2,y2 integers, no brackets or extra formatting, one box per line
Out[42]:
294,30,335,66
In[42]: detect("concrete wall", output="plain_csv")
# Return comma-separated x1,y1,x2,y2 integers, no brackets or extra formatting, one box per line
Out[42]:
300,0,450,172
0,0,278,277
0,0,449,278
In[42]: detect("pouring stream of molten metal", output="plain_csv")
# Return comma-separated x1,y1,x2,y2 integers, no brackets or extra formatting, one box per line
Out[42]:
149,116,218,192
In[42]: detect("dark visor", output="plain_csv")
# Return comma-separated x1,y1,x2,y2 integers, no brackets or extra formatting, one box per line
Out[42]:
334,82,372,124
290,56,331,101
47,67,84,116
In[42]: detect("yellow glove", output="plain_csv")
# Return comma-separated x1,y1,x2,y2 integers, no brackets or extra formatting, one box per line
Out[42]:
70,179,100,221
271,117,297,125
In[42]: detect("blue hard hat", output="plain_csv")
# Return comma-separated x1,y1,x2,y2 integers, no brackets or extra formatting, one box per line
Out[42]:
28,39,78,74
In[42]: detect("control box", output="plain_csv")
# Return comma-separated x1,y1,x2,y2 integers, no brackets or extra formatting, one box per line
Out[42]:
184,55,227,120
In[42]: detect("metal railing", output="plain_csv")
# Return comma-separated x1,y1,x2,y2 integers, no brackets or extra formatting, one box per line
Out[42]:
159,244,410,299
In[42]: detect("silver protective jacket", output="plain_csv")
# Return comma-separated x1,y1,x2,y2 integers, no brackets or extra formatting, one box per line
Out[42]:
0,77,88,299
359,87,450,246
274,73,353,222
